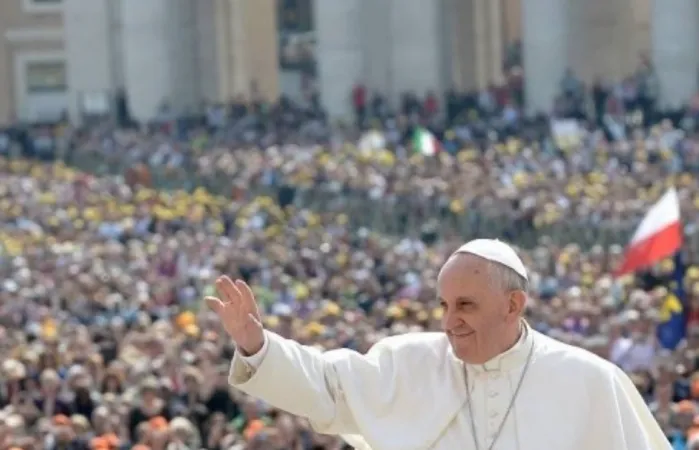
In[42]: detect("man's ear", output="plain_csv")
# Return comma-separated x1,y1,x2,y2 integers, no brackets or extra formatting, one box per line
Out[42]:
508,290,527,318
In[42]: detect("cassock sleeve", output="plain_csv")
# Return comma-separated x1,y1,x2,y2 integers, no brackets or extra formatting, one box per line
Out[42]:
590,364,671,450
228,330,391,437
229,331,461,450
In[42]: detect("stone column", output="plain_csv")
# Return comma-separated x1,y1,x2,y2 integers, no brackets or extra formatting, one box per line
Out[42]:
522,0,569,113
120,0,185,120
314,0,364,120
473,0,489,89
631,0,651,60
448,0,478,91
229,0,250,96
652,0,699,108
195,0,220,103
502,0,522,46
569,0,639,83
213,0,232,100
388,0,448,97
486,0,504,84
360,0,393,95
166,0,199,113
63,0,113,121
240,0,278,101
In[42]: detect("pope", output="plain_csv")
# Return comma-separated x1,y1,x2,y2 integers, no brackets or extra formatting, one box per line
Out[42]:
206,239,671,450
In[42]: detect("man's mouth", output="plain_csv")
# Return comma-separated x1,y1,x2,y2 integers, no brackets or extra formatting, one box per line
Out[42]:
449,330,475,338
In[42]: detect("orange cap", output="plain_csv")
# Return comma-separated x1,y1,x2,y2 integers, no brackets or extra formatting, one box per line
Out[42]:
53,414,71,426
90,437,108,450
243,419,266,440
148,416,168,431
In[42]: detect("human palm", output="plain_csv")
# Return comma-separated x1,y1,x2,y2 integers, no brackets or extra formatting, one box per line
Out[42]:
205,276,264,355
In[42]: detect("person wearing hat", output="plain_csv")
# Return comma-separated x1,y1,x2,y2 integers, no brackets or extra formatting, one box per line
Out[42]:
208,239,670,450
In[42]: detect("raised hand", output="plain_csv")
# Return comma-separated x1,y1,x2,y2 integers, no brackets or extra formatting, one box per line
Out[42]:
205,276,264,355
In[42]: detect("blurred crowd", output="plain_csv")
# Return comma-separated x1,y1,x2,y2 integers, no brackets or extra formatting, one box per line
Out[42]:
3,69,699,449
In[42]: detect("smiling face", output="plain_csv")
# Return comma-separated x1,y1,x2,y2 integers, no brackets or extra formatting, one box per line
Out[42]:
438,253,526,364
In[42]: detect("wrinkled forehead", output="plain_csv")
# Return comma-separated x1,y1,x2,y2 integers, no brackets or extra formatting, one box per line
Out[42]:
437,254,491,295
439,252,489,276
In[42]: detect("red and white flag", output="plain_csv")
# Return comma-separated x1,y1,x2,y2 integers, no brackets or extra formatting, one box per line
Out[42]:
614,187,682,276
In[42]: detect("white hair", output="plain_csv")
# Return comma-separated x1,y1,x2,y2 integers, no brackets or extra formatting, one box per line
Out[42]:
487,261,528,293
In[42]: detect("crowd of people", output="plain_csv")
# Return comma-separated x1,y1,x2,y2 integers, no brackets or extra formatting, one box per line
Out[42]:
2,68,699,449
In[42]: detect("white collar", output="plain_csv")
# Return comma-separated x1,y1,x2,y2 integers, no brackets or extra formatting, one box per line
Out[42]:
463,321,534,380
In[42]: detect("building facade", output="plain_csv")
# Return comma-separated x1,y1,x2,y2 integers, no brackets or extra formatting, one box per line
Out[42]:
314,0,451,120
315,0,699,118
0,0,66,124
521,0,694,113
0,0,696,124
0,0,279,125
62,0,279,123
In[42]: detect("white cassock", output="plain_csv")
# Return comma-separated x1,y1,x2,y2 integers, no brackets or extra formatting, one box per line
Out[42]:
228,322,671,450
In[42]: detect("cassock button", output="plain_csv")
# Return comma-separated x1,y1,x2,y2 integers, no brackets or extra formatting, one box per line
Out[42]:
488,390,498,398
489,410,498,418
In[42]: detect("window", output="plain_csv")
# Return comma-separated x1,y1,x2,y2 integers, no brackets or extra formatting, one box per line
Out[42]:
25,61,67,94
278,0,313,33
277,0,316,73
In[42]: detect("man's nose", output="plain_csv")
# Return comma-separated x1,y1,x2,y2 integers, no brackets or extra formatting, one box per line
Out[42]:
443,312,463,330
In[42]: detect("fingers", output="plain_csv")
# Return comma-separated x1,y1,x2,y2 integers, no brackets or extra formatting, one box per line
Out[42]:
212,278,260,324
247,313,263,329
215,276,242,304
206,296,263,332
205,296,225,314
235,280,258,310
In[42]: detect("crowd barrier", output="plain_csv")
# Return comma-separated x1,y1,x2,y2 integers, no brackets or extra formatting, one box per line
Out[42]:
12,148,699,252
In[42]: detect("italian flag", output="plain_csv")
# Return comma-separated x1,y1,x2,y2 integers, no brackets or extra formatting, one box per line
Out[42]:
412,127,440,156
